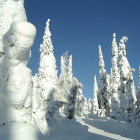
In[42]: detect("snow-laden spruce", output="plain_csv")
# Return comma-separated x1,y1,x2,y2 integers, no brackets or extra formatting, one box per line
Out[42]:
110,33,121,119
0,21,36,129
67,78,83,119
133,66,140,124
118,36,137,122
58,52,73,102
58,52,73,116
90,75,99,116
33,19,59,128
0,0,27,56
98,45,111,117
74,82,88,117
58,52,85,118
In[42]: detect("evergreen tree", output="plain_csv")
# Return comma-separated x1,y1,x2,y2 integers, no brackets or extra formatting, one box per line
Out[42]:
58,52,85,118
82,97,89,117
118,36,137,122
67,78,82,119
98,45,111,116
0,0,27,56
74,82,85,117
110,33,121,119
134,67,140,124
58,52,73,99
58,52,73,115
37,19,58,121
90,75,99,116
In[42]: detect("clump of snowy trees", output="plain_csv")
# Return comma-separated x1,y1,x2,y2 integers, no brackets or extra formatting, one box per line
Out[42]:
95,33,138,123
28,19,140,136
33,20,140,129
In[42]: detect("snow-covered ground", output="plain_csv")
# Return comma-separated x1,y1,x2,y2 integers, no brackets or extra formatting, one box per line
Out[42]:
0,117,140,140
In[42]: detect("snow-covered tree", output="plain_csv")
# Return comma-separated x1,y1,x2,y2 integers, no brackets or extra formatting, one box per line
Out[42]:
36,19,58,121
87,99,92,116
67,78,82,120
58,52,86,119
98,45,111,116
118,36,137,122
74,82,85,117
133,67,140,124
82,97,89,117
0,0,27,56
58,52,74,116
110,33,121,119
32,75,49,134
90,75,99,116
58,52,73,101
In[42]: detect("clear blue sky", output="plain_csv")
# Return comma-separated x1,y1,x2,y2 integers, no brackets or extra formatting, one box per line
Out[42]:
25,0,140,99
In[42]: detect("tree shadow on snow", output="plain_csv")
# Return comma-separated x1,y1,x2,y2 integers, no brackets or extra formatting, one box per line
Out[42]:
83,117,140,140
38,118,114,140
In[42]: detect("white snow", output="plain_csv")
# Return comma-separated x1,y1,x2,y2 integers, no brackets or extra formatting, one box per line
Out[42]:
1,117,140,140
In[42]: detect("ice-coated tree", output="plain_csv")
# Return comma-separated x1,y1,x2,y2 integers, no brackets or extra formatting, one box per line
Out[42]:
90,75,99,116
118,36,137,122
0,21,50,138
32,74,49,134
36,19,58,121
133,67,140,124
67,78,82,120
82,97,88,117
98,45,111,116
58,51,87,118
58,52,73,115
110,33,121,119
74,81,85,117
0,0,27,56
87,99,92,116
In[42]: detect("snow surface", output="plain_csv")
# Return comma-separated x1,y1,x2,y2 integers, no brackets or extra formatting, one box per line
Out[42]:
1,117,139,140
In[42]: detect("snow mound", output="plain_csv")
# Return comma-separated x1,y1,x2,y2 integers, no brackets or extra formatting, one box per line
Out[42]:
0,122,38,140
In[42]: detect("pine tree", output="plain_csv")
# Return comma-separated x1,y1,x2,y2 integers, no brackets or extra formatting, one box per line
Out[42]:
0,0,27,56
118,36,137,122
58,52,74,115
37,19,58,121
110,33,121,119
74,81,85,117
134,67,140,124
98,45,111,116
67,78,82,119
58,52,85,118
82,97,89,117
90,75,99,116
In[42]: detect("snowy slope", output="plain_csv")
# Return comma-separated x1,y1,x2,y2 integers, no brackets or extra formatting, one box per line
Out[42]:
0,117,140,140
39,117,140,140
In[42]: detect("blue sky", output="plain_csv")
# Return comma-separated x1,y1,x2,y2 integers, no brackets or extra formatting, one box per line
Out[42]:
25,0,140,99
